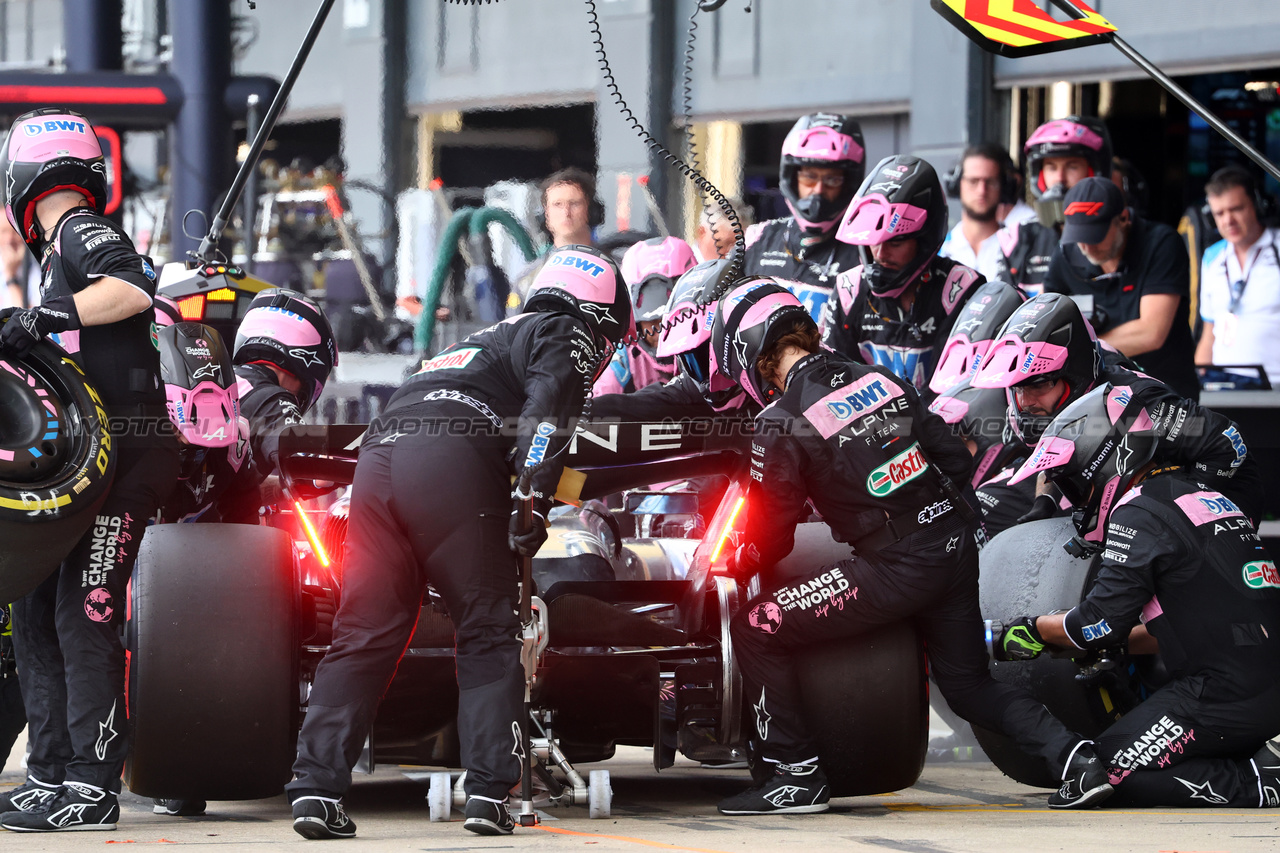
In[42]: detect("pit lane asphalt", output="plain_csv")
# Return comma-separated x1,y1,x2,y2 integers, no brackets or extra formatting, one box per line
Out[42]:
4,735,1279,852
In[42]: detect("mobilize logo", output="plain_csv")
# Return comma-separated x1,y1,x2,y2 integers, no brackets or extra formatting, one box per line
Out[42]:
1064,201,1106,216
866,442,928,496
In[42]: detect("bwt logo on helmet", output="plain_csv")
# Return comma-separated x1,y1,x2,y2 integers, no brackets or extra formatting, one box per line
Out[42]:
548,253,606,277
886,212,902,233
23,119,88,136
524,421,556,466
866,442,929,496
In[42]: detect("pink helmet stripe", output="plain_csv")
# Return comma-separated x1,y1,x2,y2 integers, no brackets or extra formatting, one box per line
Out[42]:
1009,435,1076,485
971,336,1070,389
836,195,929,246
782,125,865,164
1025,119,1105,153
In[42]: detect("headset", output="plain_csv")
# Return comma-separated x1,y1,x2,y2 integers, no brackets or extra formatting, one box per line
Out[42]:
943,143,1020,207
534,167,606,236
1202,164,1278,224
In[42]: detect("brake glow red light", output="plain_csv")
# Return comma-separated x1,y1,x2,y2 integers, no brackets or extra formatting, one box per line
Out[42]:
177,294,205,320
710,497,745,564
295,500,331,567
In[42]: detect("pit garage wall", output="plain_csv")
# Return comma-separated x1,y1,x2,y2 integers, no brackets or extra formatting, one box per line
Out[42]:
405,0,959,234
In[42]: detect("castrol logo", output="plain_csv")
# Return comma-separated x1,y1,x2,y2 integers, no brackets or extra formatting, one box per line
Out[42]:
866,442,929,496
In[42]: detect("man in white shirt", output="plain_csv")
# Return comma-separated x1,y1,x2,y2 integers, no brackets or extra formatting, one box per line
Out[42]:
940,143,1020,283
1195,166,1280,383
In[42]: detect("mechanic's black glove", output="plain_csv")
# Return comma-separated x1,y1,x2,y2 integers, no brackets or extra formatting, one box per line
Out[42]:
508,508,548,558
725,542,761,585
1015,492,1058,525
0,295,81,357
993,616,1046,661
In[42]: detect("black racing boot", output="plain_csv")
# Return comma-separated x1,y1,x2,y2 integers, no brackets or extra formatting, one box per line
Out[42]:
1251,737,1280,807
291,795,356,839
463,796,514,835
0,777,59,815
0,781,119,832
152,798,207,816
1048,742,1113,809
717,761,830,815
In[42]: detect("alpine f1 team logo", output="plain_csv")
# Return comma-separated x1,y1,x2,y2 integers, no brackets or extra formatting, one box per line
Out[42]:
866,442,929,496
1243,560,1280,590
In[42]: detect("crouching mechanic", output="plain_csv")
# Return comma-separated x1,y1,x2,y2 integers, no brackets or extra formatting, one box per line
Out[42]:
285,246,633,839
0,108,179,831
994,384,1280,808
710,280,1111,814
972,293,1265,530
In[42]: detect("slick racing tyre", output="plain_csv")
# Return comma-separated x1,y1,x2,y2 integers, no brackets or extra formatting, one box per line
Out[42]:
772,523,929,797
796,622,928,797
125,523,298,800
974,517,1125,788
0,343,116,603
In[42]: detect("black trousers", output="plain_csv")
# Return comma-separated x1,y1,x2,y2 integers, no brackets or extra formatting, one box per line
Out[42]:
11,441,178,790
1100,677,1280,807
732,516,1079,770
288,416,522,802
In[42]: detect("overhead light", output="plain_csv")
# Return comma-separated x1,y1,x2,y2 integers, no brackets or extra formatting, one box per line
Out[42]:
1245,81,1280,92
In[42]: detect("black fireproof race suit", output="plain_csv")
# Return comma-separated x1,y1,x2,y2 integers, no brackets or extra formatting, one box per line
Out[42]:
744,218,863,291
819,259,985,392
1105,365,1265,525
730,351,1081,770
287,311,595,804
11,209,178,792
1058,470,1280,807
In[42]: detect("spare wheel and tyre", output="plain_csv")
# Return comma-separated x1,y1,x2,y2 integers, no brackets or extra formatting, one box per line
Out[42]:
125,523,298,800
974,517,1124,788
0,342,116,603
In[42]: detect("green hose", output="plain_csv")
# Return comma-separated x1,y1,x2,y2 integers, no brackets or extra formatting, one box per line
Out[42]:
468,206,538,262
415,207,475,353
415,206,539,354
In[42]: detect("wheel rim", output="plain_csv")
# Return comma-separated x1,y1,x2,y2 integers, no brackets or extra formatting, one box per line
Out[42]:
0,357,73,484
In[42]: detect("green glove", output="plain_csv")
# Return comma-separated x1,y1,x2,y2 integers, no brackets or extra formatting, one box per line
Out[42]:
996,616,1046,661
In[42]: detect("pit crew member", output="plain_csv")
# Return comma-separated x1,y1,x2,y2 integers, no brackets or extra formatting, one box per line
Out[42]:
711,280,1110,815
284,246,632,839
996,385,1280,808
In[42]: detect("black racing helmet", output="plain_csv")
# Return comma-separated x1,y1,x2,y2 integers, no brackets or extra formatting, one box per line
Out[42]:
1,108,108,254
928,281,1027,394
779,113,866,241
1010,383,1158,548
712,278,816,408
836,155,949,298
928,378,1021,488
233,288,338,414
971,294,1104,445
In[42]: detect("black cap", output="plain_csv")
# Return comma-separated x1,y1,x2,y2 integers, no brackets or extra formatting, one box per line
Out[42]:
1060,176,1127,245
